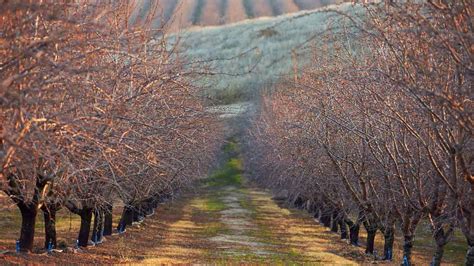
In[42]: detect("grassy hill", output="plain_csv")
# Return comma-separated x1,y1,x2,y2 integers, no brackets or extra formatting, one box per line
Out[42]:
167,2,362,104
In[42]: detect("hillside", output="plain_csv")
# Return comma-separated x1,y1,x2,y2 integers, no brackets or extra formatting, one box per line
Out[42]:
169,2,362,103
129,0,347,30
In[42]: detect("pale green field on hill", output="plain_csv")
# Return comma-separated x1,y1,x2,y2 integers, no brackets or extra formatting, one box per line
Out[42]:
170,2,363,103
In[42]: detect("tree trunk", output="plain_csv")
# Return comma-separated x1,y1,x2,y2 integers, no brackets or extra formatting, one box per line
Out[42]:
403,234,414,265
347,220,360,246
117,205,134,232
339,219,348,239
132,207,139,223
363,217,378,255
77,208,93,247
383,226,394,260
144,199,154,216
320,208,331,228
331,210,339,233
430,244,444,266
103,203,113,236
18,204,37,252
365,228,377,254
430,226,453,266
151,197,159,209
465,241,474,266
8,174,49,253
465,182,474,266
313,205,321,221
133,206,144,223
91,210,104,243
294,197,304,209
42,206,57,250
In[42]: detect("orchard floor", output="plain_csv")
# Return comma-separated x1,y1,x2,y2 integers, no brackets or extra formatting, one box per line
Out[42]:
0,180,365,264
0,147,466,265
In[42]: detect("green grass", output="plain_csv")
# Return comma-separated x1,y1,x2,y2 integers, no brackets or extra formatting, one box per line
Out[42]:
249,226,275,244
205,167,242,187
0,207,83,236
206,197,227,212
223,138,239,154
0,208,22,236
210,247,303,264
238,198,253,211
205,139,243,188
198,222,229,237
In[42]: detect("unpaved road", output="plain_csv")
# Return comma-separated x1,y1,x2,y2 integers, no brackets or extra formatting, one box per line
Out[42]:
131,168,367,264
135,186,365,264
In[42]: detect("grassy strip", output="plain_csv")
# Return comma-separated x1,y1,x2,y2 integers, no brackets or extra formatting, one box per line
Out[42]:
213,139,307,263
205,139,243,188
206,197,227,212
244,195,305,262
198,222,229,237
212,251,301,264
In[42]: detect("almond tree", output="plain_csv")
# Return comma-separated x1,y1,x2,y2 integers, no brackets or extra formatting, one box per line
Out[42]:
363,2,472,264
1,0,224,252
244,2,471,265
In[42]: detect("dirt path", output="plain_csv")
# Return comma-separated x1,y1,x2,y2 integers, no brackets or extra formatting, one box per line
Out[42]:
133,184,364,264
121,153,367,264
